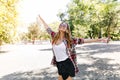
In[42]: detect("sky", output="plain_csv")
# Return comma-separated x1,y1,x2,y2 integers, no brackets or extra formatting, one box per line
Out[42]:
17,0,120,32
18,0,70,24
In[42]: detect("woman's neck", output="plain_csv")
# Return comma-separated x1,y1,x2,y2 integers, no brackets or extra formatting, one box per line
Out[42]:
59,32,65,40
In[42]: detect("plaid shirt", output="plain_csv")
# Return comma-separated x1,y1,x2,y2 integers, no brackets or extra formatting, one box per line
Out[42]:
47,28,84,74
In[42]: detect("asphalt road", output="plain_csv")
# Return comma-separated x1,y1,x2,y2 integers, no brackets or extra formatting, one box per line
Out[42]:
0,41,120,80
0,43,53,78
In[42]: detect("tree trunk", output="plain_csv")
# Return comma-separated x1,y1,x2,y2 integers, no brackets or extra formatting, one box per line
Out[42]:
0,40,2,46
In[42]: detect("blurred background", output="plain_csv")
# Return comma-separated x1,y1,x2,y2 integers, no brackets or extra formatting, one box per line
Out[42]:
0,0,120,45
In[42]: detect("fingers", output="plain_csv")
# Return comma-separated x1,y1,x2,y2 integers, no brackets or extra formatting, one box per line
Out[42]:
98,37,110,43
37,15,41,21
37,15,43,23
38,15,43,21
38,15,41,19
103,38,110,43
38,15,45,24
99,38,107,43
107,37,110,43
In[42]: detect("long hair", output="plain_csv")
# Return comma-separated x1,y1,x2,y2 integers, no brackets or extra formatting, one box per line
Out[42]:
52,22,72,48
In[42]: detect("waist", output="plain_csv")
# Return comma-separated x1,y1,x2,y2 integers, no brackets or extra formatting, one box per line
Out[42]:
56,58,70,63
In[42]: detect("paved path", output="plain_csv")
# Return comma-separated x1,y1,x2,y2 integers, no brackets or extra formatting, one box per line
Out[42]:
0,41,120,80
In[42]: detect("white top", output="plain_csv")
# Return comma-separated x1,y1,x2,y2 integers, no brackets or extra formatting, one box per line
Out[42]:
52,42,68,62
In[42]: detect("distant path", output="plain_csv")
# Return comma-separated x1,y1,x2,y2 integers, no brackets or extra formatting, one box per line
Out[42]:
0,41,120,80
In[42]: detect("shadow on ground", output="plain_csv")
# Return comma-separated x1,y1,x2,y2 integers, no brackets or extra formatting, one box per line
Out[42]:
0,43,120,80
76,57,120,80
39,48,52,51
0,67,58,80
0,51,9,54
76,43,120,54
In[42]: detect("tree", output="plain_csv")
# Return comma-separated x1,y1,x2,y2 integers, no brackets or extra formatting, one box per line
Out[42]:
27,22,52,42
27,23,41,41
58,0,120,40
57,10,75,35
0,0,19,45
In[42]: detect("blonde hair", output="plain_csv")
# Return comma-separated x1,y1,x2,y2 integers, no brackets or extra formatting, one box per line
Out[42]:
52,22,72,48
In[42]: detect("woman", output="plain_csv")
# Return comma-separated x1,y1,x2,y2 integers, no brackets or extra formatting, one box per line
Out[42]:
37,15,109,80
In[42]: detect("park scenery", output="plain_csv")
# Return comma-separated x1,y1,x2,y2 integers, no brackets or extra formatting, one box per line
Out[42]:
0,0,120,80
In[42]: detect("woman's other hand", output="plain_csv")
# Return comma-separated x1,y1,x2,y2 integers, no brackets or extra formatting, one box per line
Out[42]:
99,37,110,43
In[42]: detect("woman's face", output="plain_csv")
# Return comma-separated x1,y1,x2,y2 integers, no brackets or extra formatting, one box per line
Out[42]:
58,23,68,32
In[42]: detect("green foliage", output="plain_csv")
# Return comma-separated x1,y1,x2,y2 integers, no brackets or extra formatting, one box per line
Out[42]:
20,22,60,41
67,20,75,35
27,23,41,39
57,0,120,40
0,0,19,45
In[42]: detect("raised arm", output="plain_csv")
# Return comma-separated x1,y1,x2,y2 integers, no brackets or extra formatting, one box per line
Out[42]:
37,15,49,30
37,15,56,38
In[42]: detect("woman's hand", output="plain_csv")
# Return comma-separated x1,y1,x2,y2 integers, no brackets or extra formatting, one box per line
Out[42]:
38,15,44,23
37,15,49,29
99,37,110,43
